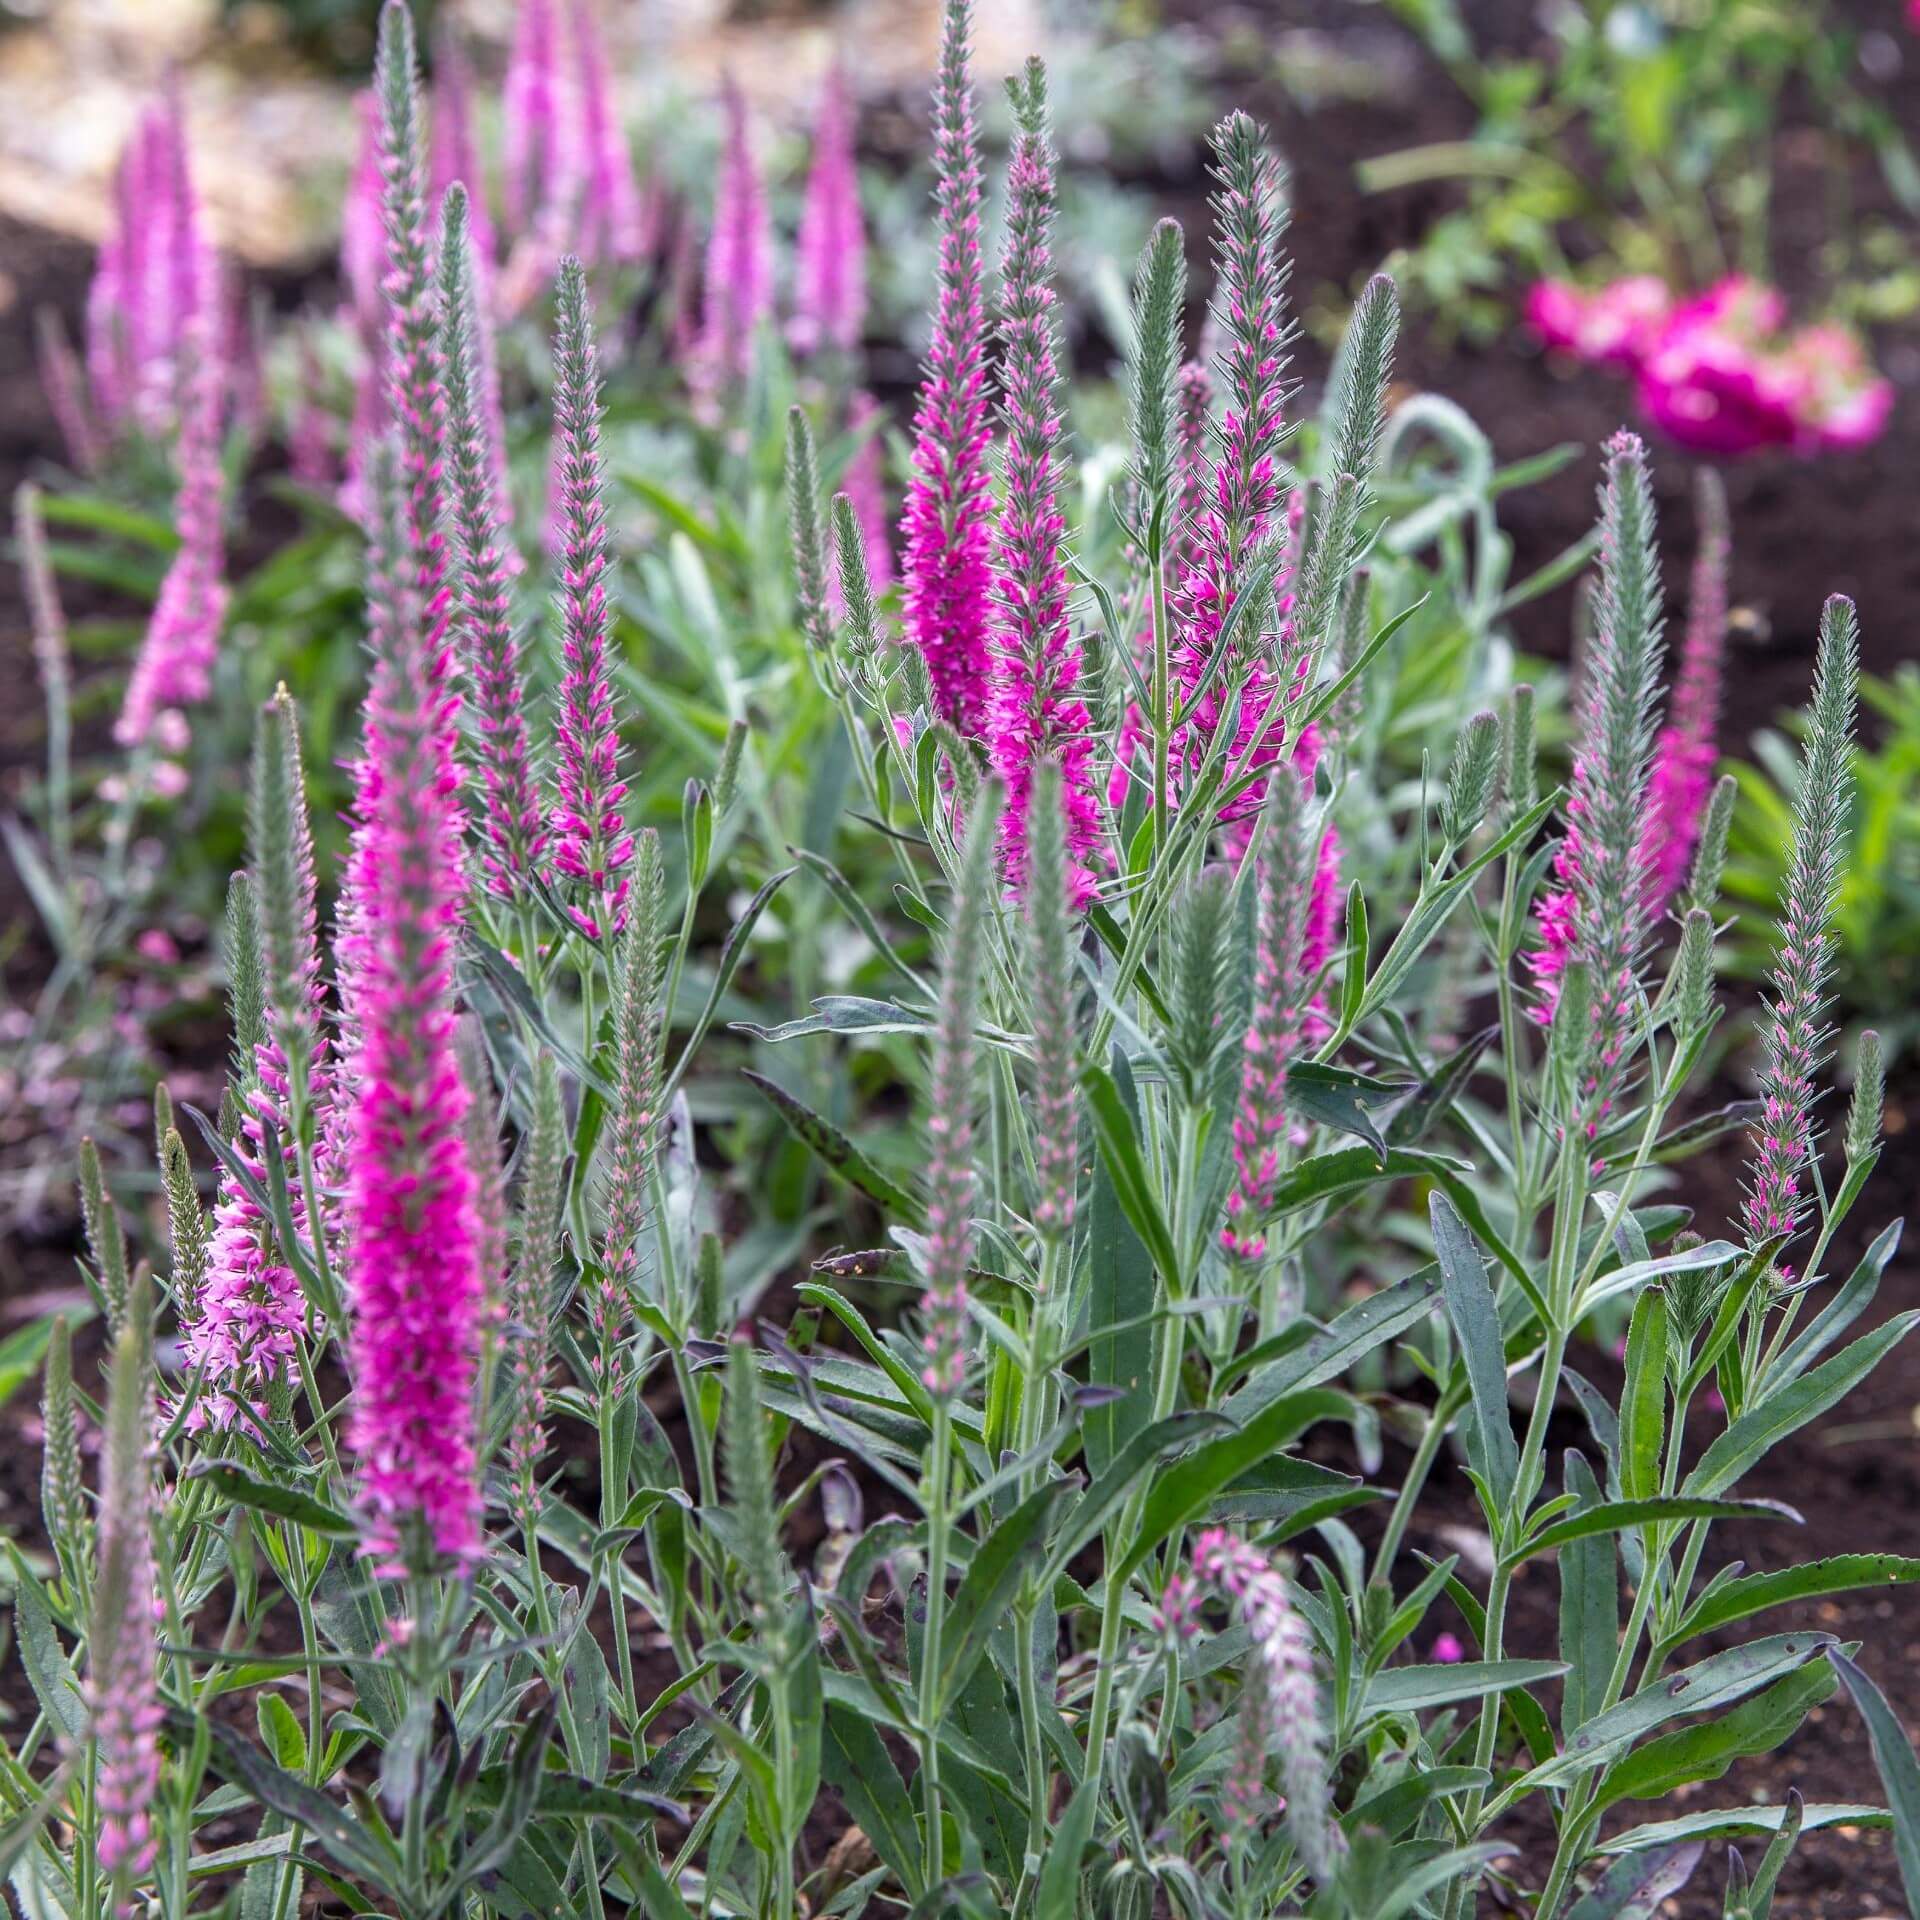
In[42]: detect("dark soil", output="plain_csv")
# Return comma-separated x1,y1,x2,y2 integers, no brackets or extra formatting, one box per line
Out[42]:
2,5,1918,1915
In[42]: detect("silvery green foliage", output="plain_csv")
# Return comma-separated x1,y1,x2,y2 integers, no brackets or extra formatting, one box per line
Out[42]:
8,14,1916,1920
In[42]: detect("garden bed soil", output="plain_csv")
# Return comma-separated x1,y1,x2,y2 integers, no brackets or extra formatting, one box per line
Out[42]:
3,3,1919,1913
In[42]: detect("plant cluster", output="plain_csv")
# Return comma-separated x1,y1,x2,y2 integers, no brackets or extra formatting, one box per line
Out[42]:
7,4,1920,1920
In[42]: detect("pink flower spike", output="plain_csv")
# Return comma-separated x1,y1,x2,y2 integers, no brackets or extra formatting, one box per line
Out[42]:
1171,113,1292,807
791,60,867,358
503,0,578,237
899,0,995,738
430,23,497,274
689,75,772,420
344,441,484,1576
115,159,228,753
987,62,1100,902
569,0,648,265
547,258,634,940
1641,471,1729,914
342,91,387,333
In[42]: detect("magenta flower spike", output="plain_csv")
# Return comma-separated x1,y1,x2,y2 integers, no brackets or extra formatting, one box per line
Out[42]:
87,86,220,440
1158,1528,1333,1880
1220,771,1311,1266
899,0,995,739
791,60,867,358
344,443,484,1575
986,62,1099,901
1172,115,1292,801
90,1328,163,1905
1173,358,1215,575
115,138,228,753
430,24,496,274
1641,473,1730,914
36,308,102,475
689,75,772,419
548,258,635,940
503,0,578,237
569,0,648,265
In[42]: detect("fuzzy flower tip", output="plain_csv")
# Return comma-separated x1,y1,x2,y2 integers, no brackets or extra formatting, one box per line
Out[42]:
1641,472,1729,914
689,76,772,419
115,157,228,755
899,0,996,740
90,1332,163,1901
375,0,453,654
1173,114,1293,804
344,445,483,1575
548,259,635,939
1221,774,1312,1264
86,85,223,439
1743,597,1858,1246
1157,1528,1333,1880
791,61,867,357
1529,433,1665,1136
987,64,1100,901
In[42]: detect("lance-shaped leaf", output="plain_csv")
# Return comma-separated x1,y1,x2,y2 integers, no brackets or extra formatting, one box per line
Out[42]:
743,1071,923,1223
1563,1841,1705,1920
1431,1191,1518,1515
1829,1650,1920,1908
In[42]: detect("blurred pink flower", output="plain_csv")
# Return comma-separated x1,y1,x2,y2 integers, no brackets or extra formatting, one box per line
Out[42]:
1431,1632,1465,1664
1526,275,1671,371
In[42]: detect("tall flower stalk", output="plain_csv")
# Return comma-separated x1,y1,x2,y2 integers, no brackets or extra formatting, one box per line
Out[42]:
690,77,772,419
987,61,1098,899
1642,469,1730,914
1221,765,1312,1267
1173,113,1292,795
343,444,483,1575
90,1324,162,1914
899,0,996,739
1742,596,1858,1245
1528,432,1667,1134
115,105,228,756
791,61,866,358
548,257,635,940
439,186,545,900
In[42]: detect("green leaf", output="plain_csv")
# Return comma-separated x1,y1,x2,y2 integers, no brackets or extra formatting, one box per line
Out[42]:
176,1708,402,1889
1431,1192,1518,1515
257,1693,309,1774
8,1547,86,1740
1687,1312,1920,1498
1828,1650,1920,1909
821,1706,922,1898
1672,1555,1920,1652
1286,1061,1400,1159
1084,1048,1157,1477
1361,1658,1567,1717
666,865,797,1095
1228,1265,1442,1417
1619,1288,1668,1504
1048,1410,1231,1584
1564,1840,1705,1919
1511,1496,1800,1568
1035,1776,1099,1920
1507,1636,1836,1794
1596,1801,1886,1854
1112,1400,1361,1588
936,1479,1077,1712
1592,1658,1835,1815
1082,1060,1182,1289
185,1461,357,1535
1559,1450,1617,1736
743,1071,923,1222
1773,1220,1903,1386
